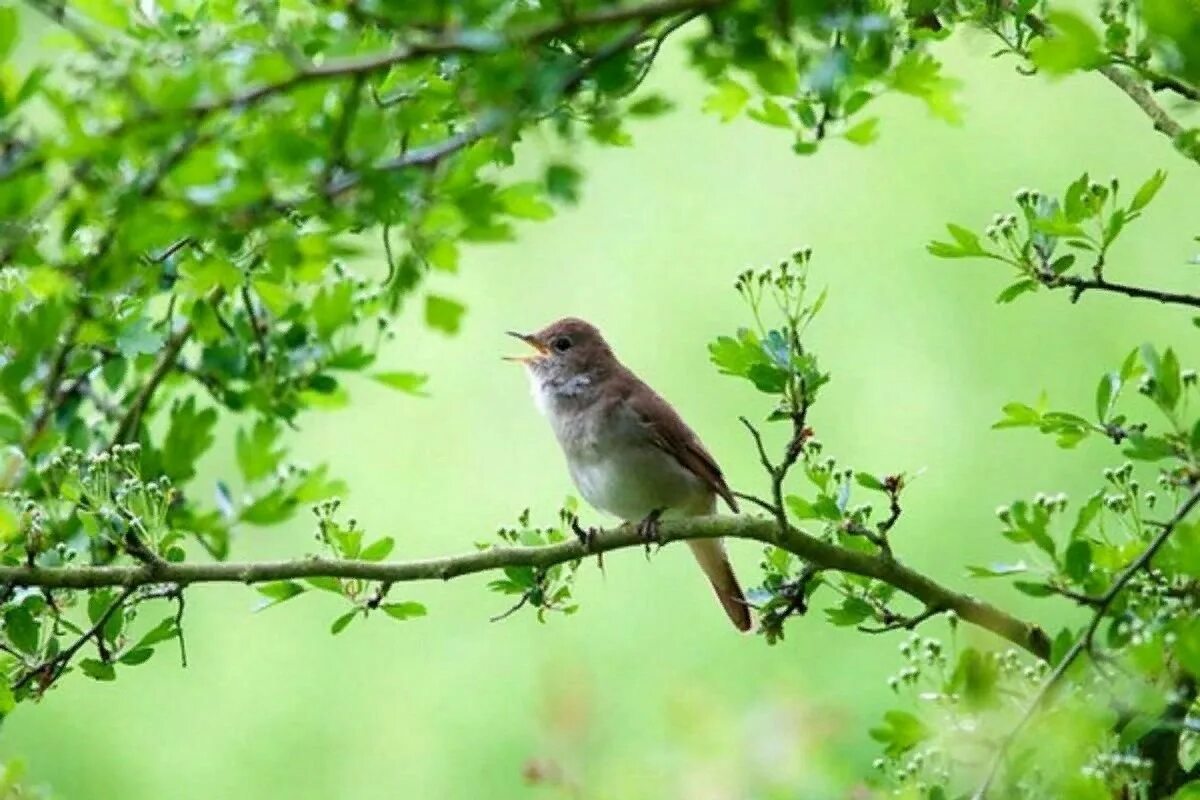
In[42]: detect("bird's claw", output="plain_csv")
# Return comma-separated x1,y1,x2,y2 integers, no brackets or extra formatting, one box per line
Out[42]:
568,513,598,551
637,509,664,559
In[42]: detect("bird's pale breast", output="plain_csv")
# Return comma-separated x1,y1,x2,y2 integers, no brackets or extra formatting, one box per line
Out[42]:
537,385,711,521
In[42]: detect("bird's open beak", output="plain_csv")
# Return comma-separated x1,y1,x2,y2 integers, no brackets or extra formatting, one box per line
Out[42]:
503,331,548,363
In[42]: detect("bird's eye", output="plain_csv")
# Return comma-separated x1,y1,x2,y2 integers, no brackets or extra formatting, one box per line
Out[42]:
552,336,572,352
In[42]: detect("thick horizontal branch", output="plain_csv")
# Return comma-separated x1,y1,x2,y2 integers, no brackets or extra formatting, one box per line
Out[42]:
0,515,1050,660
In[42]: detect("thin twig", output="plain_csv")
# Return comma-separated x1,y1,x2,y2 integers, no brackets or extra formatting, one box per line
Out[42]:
11,585,136,693
972,484,1200,799
858,604,945,634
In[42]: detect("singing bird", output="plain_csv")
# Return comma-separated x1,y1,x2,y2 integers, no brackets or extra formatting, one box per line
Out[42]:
507,317,751,631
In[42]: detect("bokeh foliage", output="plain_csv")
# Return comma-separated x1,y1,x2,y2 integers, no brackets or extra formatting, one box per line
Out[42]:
0,0,1199,798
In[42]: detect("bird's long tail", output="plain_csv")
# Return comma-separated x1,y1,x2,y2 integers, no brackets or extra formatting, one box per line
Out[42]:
687,539,752,632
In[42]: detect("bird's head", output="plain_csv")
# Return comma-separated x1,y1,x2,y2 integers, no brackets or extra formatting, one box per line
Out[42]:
505,317,617,385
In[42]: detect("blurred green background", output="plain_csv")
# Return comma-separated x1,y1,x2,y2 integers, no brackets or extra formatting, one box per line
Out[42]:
4,27,1199,800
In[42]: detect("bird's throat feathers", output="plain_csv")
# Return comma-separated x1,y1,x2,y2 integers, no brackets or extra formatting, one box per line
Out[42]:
526,365,598,417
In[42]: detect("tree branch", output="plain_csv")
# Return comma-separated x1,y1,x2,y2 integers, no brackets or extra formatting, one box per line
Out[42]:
1041,271,1200,309
122,0,726,129
972,483,1200,799
0,513,1050,660
111,288,226,445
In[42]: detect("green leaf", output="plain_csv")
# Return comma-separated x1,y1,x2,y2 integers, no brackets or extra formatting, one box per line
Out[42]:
1095,373,1120,422
952,648,1000,710
1176,618,1200,679
1071,495,1103,538
1064,540,1092,581
381,601,427,620
746,98,791,128
0,5,18,64
360,537,395,561
331,610,358,635
254,581,306,611
424,295,465,335
824,596,873,626
855,472,885,491
1013,581,1054,597
4,606,39,654
869,709,930,756
1130,170,1167,212
1030,11,1104,74
995,279,1038,304
1123,433,1177,462
306,576,343,593
843,117,879,146
628,94,675,117
119,648,155,666
497,182,554,221
1174,781,1200,800
116,318,166,358
132,617,178,650
1158,347,1182,410
993,402,1042,429
236,418,284,483
889,52,962,124
967,562,1028,578
701,78,750,122
80,659,116,681
311,282,355,340
371,371,429,396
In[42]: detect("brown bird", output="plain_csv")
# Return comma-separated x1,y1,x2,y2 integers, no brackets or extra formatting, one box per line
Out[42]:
507,317,751,631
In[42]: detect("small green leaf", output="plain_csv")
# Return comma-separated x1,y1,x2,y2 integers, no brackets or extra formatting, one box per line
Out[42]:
869,709,930,756
1064,540,1092,581
371,372,429,396
746,97,791,128
824,596,873,626
1130,170,1167,212
360,537,395,561
381,601,427,620
1095,373,1120,422
843,117,879,145
119,648,154,666
967,562,1028,578
254,581,306,611
80,659,116,681
331,610,358,635
996,279,1038,304
1013,581,1054,597
855,472,885,491
628,94,674,117
4,607,39,654
702,78,750,122
424,295,465,335
497,182,554,221
306,576,343,593
0,5,18,64
1030,11,1103,74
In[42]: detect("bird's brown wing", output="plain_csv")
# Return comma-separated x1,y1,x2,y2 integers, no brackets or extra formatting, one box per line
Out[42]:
622,376,740,514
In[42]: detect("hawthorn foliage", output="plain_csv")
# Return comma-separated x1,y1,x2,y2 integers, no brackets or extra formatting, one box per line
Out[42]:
0,0,1198,797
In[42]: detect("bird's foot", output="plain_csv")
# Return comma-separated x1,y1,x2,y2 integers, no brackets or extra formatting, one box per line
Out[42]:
637,509,664,559
568,513,605,571
568,513,598,551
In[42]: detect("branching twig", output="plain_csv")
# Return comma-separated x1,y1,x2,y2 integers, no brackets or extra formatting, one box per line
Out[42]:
1040,271,1200,310
858,604,945,634
972,484,1200,799
11,585,136,693
111,288,226,445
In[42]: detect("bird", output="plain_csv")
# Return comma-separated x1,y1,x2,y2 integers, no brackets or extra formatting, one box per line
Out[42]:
506,317,752,632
